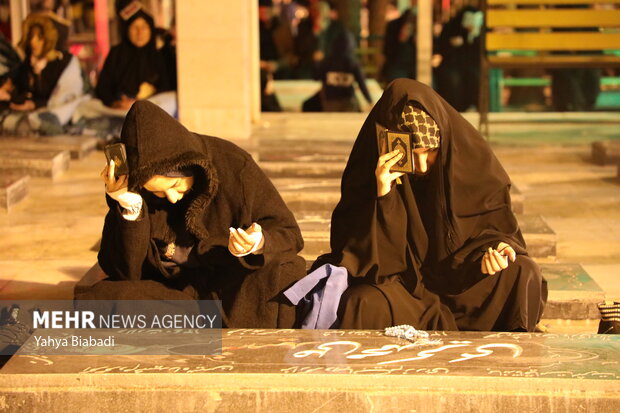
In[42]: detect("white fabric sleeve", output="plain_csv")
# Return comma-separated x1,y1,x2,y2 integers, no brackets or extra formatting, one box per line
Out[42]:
45,55,85,125
107,187,144,221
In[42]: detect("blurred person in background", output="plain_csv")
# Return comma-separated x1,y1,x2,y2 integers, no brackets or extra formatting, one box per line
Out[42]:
550,3,601,111
72,1,175,136
1,12,83,135
0,34,21,110
291,1,317,79
315,0,347,64
434,5,483,112
259,0,296,80
381,8,417,85
305,30,372,112
95,4,173,113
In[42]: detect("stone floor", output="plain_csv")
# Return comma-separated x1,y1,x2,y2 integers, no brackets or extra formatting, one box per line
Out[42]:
0,112,619,326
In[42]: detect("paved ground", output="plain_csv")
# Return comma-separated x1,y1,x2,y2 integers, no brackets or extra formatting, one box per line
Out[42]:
0,112,618,332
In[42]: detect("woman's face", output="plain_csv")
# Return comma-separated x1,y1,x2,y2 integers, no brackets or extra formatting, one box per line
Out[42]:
29,26,45,58
143,175,194,204
128,17,151,48
413,148,439,175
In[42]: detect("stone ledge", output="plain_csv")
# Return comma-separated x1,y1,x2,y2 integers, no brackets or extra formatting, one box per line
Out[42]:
0,173,30,212
540,263,605,320
591,140,620,166
0,136,98,160
0,148,70,180
0,330,618,412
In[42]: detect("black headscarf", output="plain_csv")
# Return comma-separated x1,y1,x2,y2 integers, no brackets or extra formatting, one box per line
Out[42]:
322,79,525,291
95,9,170,106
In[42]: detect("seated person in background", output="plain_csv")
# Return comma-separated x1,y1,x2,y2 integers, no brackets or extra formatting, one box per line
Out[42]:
0,34,22,109
313,79,547,332
315,30,372,112
260,68,282,112
76,101,306,328
303,31,372,112
95,5,174,114
2,13,83,135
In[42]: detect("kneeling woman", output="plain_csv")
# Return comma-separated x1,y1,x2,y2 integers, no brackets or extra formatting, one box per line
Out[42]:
78,101,306,328
315,79,547,332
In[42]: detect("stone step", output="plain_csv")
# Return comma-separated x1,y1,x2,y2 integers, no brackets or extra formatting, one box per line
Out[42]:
1,329,618,412
591,140,620,165
0,148,70,180
0,135,98,160
257,139,354,161
0,173,30,212
540,263,605,320
296,213,555,260
262,161,345,178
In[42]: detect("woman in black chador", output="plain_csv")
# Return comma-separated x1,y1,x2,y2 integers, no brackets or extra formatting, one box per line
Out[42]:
315,79,547,332
95,8,171,110
10,14,72,111
78,101,306,328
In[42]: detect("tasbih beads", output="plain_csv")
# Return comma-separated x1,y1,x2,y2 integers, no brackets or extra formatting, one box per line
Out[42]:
384,324,430,341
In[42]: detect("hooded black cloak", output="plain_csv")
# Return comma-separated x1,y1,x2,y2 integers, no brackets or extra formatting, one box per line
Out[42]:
95,10,170,107
316,79,547,331
316,30,372,106
83,101,306,328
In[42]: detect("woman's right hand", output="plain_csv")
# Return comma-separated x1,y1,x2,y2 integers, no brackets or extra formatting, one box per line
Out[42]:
375,150,405,197
101,160,128,194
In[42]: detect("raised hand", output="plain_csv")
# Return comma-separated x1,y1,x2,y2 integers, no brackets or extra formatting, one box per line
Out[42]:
375,149,406,197
100,159,128,193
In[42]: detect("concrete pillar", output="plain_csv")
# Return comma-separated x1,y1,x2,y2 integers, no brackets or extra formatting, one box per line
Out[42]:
94,0,109,70
9,0,29,45
176,0,260,141
416,0,432,86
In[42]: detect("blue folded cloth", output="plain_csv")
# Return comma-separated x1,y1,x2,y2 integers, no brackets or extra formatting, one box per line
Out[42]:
284,264,348,329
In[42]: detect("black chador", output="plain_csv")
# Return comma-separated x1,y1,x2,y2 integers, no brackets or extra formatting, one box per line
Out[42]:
77,101,306,328
314,79,547,332
95,10,170,107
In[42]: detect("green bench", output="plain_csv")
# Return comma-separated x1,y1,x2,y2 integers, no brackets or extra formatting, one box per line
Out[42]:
480,0,620,135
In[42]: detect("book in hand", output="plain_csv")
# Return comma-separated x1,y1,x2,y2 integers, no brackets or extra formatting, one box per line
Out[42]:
103,143,129,177
377,130,415,174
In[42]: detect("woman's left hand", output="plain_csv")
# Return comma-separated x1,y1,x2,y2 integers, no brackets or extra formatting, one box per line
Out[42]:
228,223,264,257
481,242,516,275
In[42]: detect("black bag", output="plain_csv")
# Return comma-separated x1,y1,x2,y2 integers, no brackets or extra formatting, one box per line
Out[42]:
597,301,620,334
